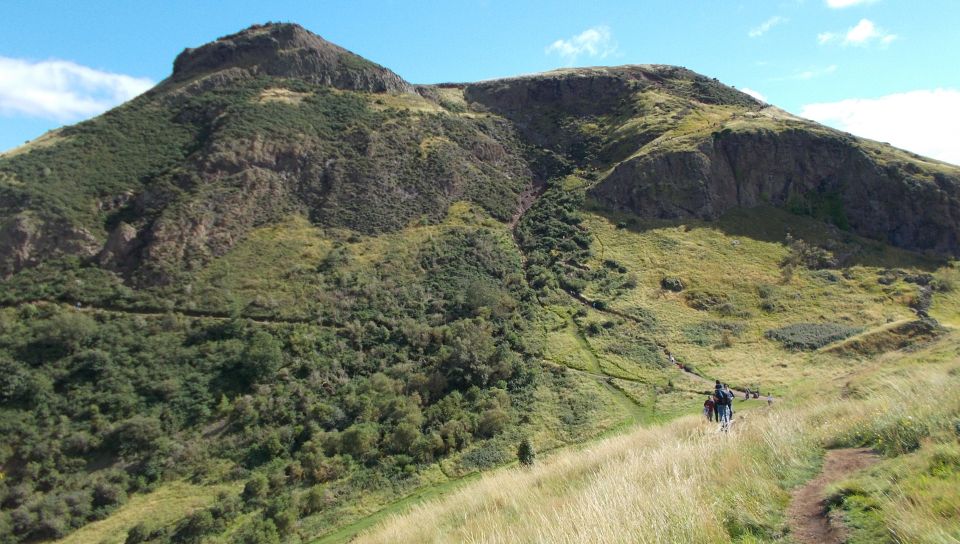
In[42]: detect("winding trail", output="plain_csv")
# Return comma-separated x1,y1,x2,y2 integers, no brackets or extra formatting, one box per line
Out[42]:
1,299,323,326
787,448,880,544
563,290,760,397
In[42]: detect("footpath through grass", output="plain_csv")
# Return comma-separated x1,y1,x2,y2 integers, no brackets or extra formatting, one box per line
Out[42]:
352,332,960,543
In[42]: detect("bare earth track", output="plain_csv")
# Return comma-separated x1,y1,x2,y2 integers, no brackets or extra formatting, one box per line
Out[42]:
787,448,881,544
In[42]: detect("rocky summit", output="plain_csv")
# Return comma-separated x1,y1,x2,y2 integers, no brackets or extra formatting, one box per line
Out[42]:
2,22,959,283
1,22,960,544
168,23,414,93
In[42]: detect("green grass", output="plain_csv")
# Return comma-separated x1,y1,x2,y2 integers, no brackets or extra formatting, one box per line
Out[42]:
56,482,237,544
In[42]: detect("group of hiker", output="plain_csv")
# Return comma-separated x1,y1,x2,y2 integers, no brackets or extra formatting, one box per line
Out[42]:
702,381,774,429
703,381,735,426
666,349,773,430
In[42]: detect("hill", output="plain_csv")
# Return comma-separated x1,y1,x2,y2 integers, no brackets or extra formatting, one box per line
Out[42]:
1,22,959,543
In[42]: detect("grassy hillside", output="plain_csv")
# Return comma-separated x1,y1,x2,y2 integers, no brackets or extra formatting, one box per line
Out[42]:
3,166,957,544
353,336,960,543
2,22,960,544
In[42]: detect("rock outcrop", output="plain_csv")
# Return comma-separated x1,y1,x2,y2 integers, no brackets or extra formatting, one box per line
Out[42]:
3,23,960,286
589,127,960,254
168,22,414,94
0,213,99,278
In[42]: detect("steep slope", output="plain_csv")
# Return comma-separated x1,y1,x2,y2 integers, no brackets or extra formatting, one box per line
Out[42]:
0,22,531,285
1,21,960,544
464,66,960,255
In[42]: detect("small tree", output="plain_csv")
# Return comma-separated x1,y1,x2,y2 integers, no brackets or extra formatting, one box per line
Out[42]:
517,437,535,466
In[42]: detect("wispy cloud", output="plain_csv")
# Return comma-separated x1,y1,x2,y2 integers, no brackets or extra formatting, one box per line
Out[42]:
740,88,767,102
801,89,960,165
777,64,838,81
825,0,879,8
817,19,896,46
0,56,153,121
749,16,787,38
545,26,618,65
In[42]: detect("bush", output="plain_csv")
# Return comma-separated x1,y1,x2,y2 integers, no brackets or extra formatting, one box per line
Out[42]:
684,290,729,311
781,235,837,270
764,322,862,350
517,437,535,466
477,408,509,438
107,416,163,457
242,473,269,502
125,522,150,544
683,321,744,347
660,277,685,292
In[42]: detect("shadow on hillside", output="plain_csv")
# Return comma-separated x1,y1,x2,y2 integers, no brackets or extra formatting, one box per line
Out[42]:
588,204,948,272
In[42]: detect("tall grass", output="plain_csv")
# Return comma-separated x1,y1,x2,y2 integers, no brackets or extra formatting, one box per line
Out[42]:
353,359,960,543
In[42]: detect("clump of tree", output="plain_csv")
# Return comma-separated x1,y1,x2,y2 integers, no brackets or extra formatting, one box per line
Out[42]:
517,437,536,466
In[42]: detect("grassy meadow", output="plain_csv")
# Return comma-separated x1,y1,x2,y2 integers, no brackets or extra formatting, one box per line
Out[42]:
354,336,960,543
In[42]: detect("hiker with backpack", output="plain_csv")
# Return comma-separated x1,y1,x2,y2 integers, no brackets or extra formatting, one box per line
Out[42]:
723,384,734,419
714,381,730,427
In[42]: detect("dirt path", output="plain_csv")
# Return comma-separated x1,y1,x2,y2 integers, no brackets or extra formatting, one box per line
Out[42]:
1,299,320,326
787,448,880,544
563,290,764,397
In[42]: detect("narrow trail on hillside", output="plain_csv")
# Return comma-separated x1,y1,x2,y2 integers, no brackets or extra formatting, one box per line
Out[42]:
787,448,880,544
562,290,760,397
0,300,320,326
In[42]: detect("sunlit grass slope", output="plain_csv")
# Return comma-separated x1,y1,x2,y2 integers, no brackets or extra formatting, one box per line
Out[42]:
355,335,960,543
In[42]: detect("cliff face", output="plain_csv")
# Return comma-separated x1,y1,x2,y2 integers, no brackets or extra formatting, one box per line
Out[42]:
463,66,960,255
3,23,960,285
589,127,960,254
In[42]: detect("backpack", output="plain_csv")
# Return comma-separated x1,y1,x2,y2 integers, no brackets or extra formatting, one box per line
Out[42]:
715,388,728,405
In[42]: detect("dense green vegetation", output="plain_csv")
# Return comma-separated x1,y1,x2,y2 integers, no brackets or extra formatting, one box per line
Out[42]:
3,23,960,543
764,322,864,350
0,218,565,542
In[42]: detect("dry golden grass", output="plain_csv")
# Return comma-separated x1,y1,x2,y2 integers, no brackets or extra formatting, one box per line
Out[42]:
257,87,312,104
0,129,67,158
56,482,237,544
577,207,951,394
353,337,960,544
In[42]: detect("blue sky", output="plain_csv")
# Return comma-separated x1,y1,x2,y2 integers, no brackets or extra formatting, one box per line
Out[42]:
2,0,958,164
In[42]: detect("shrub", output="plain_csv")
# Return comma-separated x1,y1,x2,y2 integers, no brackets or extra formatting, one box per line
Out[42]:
683,321,744,347
242,473,269,502
660,277,685,292
684,290,729,311
477,408,509,438
107,416,163,457
781,235,837,270
517,437,535,466
125,522,150,544
764,323,862,350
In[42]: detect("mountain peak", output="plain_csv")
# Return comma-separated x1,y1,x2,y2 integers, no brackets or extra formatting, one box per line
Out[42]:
170,22,413,93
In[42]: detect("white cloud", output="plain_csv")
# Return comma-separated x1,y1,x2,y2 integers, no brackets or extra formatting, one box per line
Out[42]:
545,26,618,65
0,56,153,121
843,18,896,45
817,32,838,44
801,89,960,165
741,88,767,102
749,16,787,38
784,64,838,80
817,19,896,46
826,0,879,8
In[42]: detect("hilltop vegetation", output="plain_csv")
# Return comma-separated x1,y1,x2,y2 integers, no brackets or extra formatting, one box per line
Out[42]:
1,21,960,544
